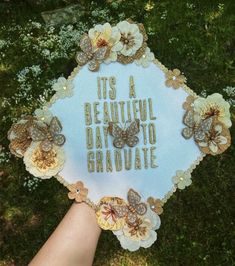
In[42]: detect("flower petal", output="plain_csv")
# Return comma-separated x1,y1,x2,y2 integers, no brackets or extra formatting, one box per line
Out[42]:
209,141,218,153
140,230,157,248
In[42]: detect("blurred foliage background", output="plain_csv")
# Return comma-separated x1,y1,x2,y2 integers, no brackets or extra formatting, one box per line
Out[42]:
0,0,234,265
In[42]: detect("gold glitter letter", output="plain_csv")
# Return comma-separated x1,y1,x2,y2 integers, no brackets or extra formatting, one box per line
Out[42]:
141,123,148,145
124,149,132,170
134,147,141,170
109,76,116,100
93,102,101,124
114,150,122,171
132,99,139,120
149,123,156,144
106,150,113,172
129,75,136,98
84,103,92,126
86,127,93,149
96,151,103,172
119,101,125,123
150,147,157,168
110,102,119,123
103,126,109,148
103,102,110,124
148,98,156,120
139,99,147,121
95,126,102,149
101,77,108,99
142,147,148,169
97,77,101,99
87,151,95,172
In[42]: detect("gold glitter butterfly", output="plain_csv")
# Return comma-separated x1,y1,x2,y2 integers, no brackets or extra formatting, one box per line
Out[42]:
112,189,147,224
76,34,108,72
108,119,140,149
182,110,213,141
29,116,66,152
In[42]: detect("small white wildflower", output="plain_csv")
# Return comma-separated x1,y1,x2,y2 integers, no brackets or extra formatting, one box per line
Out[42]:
31,65,42,77
31,21,42,29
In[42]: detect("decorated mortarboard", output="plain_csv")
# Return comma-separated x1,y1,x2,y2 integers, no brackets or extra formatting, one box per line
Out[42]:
8,20,232,251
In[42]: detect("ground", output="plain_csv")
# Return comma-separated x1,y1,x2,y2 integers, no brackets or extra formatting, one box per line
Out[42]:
0,0,234,265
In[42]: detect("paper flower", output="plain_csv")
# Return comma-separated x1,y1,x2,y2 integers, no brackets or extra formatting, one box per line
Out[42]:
8,116,36,158
197,120,231,155
67,181,88,203
172,170,192,190
135,47,154,68
193,93,231,128
34,106,53,124
23,142,65,179
88,23,121,64
147,197,163,215
52,77,74,99
113,206,161,251
165,68,186,89
113,21,144,57
96,197,126,230
183,95,196,111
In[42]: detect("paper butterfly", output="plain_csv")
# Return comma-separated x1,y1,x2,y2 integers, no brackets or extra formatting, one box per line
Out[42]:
112,189,147,224
108,119,140,149
182,110,213,141
29,116,66,152
76,34,108,72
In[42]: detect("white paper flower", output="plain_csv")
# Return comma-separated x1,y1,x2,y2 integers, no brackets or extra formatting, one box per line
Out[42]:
23,142,65,179
113,206,161,251
193,93,231,128
113,21,143,57
197,121,231,155
135,47,154,67
172,170,192,190
52,77,74,99
34,106,53,124
88,22,121,64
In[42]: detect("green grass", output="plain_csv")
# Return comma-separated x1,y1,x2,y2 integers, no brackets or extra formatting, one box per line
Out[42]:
0,0,234,265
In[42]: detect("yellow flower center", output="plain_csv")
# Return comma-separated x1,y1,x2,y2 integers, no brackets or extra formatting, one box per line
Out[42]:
32,147,57,170
121,33,135,48
202,104,221,119
96,38,108,47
